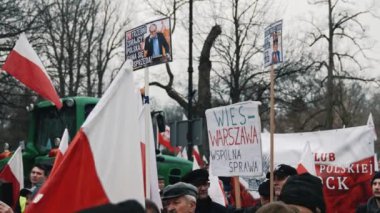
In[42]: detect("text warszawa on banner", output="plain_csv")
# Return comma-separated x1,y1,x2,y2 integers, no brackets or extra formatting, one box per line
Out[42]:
205,101,263,177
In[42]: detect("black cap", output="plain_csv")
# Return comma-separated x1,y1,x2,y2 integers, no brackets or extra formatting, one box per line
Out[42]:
266,164,297,179
279,173,325,213
258,180,270,197
182,169,209,186
372,172,380,184
162,182,198,200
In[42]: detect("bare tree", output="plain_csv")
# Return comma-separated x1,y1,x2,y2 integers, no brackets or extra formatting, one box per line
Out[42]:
36,0,129,97
92,0,130,97
150,25,222,117
0,0,47,56
0,0,48,149
212,0,265,104
308,0,377,129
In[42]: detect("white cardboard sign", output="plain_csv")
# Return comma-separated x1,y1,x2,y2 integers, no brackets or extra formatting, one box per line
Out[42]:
206,101,263,177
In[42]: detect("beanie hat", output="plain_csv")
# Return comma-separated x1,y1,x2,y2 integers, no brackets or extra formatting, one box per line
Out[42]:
258,180,270,197
182,169,209,186
372,172,380,184
279,173,325,213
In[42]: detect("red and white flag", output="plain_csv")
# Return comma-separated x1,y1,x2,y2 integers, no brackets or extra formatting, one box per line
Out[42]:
367,113,377,140
139,105,163,209
50,128,69,176
208,168,227,207
0,146,24,209
158,126,180,153
296,142,316,175
2,33,62,109
26,61,144,213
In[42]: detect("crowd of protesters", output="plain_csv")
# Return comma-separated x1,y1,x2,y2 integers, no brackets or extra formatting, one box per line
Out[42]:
1,162,380,212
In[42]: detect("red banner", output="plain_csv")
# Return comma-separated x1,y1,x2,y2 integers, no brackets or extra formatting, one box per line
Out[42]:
316,156,374,213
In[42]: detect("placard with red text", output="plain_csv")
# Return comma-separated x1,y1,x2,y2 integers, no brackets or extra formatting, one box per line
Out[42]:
206,101,263,177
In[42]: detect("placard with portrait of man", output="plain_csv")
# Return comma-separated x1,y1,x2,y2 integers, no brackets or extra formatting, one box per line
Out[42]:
125,17,172,70
264,20,283,67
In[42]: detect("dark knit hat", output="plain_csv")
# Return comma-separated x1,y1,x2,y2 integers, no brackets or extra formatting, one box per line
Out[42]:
371,172,380,184
258,180,270,197
182,169,209,186
279,173,325,213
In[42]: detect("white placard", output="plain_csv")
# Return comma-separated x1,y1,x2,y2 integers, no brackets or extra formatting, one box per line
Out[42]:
205,101,263,177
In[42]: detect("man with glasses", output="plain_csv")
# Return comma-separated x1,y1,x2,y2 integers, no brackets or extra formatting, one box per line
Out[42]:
182,169,228,213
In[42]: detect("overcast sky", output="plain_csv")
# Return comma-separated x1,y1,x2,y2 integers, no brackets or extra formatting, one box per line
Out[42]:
126,0,380,107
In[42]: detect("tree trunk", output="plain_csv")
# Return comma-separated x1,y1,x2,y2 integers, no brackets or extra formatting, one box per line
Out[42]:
326,0,334,129
197,25,221,116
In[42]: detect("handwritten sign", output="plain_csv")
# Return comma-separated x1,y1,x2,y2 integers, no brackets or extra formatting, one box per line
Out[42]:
205,101,263,176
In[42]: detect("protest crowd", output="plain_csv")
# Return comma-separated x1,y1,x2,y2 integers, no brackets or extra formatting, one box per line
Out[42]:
0,10,378,213
1,160,380,213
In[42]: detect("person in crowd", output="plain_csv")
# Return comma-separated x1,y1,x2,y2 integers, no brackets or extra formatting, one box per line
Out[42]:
19,188,33,213
266,164,297,200
258,179,270,206
18,164,51,212
279,173,325,213
29,164,50,188
29,163,51,197
182,169,228,213
158,176,166,192
358,172,380,212
162,182,198,213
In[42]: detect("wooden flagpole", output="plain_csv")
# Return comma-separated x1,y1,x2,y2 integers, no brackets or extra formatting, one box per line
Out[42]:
233,176,241,208
269,64,275,202
144,67,151,199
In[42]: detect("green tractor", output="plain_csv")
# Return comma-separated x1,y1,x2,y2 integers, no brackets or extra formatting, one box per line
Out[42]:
0,96,192,186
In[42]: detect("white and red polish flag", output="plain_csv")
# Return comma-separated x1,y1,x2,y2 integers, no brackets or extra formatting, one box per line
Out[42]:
158,126,180,153
2,33,62,109
296,142,316,175
49,128,69,176
26,61,144,213
0,146,23,209
138,104,163,210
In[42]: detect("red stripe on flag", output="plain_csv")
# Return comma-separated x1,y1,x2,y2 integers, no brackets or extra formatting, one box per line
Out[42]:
49,151,63,176
158,133,179,153
140,142,146,197
192,149,204,168
2,50,62,109
26,130,108,213
0,165,20,209
296,163,308,175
